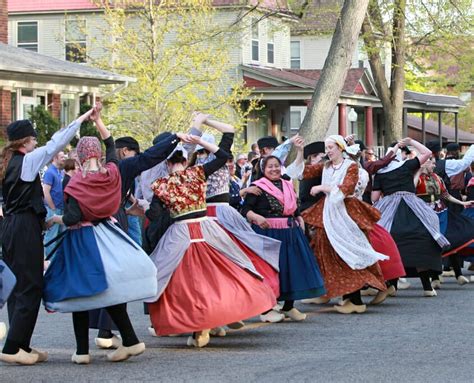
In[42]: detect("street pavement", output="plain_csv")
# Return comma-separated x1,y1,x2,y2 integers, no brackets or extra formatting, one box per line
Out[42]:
1,274,474,382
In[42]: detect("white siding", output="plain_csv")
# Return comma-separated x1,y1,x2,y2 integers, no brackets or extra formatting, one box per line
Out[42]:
291,35,362,70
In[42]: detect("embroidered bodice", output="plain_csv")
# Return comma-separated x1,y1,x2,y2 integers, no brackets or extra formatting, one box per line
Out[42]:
206,165,230,199
416,172,449,212
151,166,207,219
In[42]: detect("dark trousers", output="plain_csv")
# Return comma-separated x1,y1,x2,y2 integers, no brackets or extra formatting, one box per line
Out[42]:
73,303,139,355
2,212,44,354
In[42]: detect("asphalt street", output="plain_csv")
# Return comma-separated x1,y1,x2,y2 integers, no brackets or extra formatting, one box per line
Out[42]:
1,274,474,383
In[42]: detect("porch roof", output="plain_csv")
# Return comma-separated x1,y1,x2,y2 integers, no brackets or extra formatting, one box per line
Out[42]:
0,42,134,90
242,65,466,113
407,115,474,144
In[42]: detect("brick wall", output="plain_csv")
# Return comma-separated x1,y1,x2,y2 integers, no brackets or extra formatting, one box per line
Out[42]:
0,89,12,137
0,0,8,44
51,93,61,119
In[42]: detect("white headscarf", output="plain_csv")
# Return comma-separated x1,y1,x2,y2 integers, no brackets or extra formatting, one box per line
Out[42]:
325,135,360,157
376,148,406,174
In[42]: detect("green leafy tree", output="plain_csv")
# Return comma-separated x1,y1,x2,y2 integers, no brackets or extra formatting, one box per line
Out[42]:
28,105,60,146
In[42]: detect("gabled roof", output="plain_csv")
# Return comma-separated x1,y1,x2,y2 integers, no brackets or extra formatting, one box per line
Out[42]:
404,90,466,108
8,0,291,13
0,42,133,85
242,65,374,96
8,0,98,13
407,115,474,144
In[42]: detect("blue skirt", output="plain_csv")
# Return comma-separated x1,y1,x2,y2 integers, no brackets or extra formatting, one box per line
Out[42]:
252,224,325,301
43,221,158,313
439,209,474,255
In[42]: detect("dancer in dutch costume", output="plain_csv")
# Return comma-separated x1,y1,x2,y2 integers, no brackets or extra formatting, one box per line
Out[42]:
43,107,157,364
373,138,449,296
189,114,282,325
415,156,474,287
147,133,275,348
242,139,326,321
301,135,387,314
0,109,93,365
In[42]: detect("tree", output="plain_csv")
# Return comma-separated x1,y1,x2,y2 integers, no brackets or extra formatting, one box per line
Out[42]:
362,0,473,141
29,105,60,146
298,0,370,141
361,0,407,144
88,0,261,145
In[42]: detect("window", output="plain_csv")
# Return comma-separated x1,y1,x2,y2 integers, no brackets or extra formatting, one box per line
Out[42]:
17,21,38,52
251,19,259,61
267,29,274,64
290,111,302,131
290,41,301,69
65,19,87,63
290,106,307,131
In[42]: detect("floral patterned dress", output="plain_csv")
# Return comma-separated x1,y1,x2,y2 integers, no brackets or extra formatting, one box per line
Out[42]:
147,164,276,336
301,162,386,298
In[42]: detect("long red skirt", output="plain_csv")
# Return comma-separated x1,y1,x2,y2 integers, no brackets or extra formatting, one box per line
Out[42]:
148,222,275,335
369,224,406,281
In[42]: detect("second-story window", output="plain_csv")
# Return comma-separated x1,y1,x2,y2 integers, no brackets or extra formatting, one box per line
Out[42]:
17,21,38,52
267,29,274,64
65,19,87,63
291,41,301,69
251,19,259,62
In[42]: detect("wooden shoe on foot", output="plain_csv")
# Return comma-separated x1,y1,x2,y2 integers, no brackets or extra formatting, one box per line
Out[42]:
107,342,145,362
71,352,90,365
0,349,39,365
334,301,366,314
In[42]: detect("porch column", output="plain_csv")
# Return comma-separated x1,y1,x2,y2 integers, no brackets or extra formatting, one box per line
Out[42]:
402,108,408,137
0,88,12,136
365,106,373,146
338,103,347,137
421,111,426,144
454,112,459,143
438,111,442,147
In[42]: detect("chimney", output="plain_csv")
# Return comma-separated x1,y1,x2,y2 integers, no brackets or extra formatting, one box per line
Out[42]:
0,0,7,44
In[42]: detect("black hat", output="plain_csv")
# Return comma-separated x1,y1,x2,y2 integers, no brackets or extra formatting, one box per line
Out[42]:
445,142,460,152
303,141,325,159
354,140,367,151
257,136,279,150
115,136,140,153
426,141,441,153
7,120,37,141
153,132,173,145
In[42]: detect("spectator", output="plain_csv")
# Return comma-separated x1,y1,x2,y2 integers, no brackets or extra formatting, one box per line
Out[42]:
62,158,79,190
43,151,66,258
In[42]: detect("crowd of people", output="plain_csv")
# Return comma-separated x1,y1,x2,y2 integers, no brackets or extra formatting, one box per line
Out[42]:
1,103,474,365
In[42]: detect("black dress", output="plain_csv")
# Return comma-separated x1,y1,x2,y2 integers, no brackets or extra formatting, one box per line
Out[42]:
373,159,442,274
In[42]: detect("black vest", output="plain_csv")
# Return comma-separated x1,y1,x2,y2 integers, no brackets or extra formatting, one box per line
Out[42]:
299,177,323,211
2,152,46,217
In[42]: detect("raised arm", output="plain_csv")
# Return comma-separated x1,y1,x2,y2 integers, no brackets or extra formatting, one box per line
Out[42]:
188,135,229,178
285,136,305,179
445,144,474,177
21,108,94,182
364,146,397,175
401,137,431,165
205,118,235,134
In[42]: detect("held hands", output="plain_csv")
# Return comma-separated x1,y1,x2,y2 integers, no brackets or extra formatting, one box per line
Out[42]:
191,112,210,128
296,216,305,232
253,214,270,229
345,134,356,145
310,185,331,196
176,133,193,143
245,186,262,196
399,137,413,147
89,102,103,122
125,200,145,217
293,136,305,151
